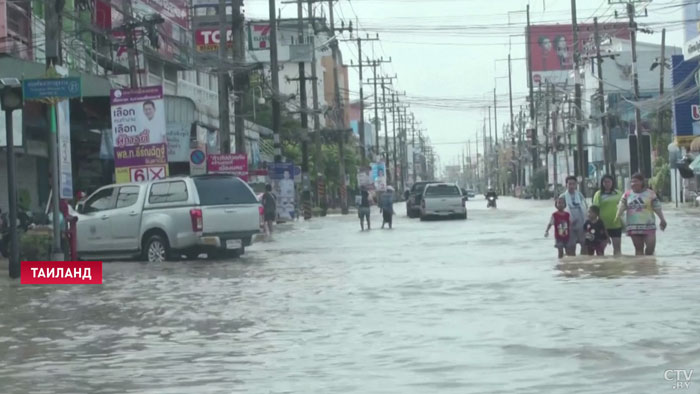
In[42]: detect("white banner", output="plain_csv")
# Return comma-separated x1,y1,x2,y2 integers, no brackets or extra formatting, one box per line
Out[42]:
0,110,22,147
110,86,166,148
57,101,73,199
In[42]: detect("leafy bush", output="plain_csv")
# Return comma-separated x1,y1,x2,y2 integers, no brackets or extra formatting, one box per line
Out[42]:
20,231,52,261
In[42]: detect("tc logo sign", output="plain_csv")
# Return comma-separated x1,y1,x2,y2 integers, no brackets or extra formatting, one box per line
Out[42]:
664,369,693,390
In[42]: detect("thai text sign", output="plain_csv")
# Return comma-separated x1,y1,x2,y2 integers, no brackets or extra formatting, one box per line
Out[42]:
195,28,233,52
207,153,248,180
22,77,81,100
111,86,168,183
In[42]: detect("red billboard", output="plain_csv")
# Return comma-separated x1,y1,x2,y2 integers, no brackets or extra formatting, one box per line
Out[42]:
528,23,629,85
195,28,233,52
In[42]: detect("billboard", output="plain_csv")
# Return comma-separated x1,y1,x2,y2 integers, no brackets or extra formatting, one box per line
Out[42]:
683,2,700,60
671,55,700,147
195,28,233,52
110,86,169,183
528,23,629,86
248,23,271,50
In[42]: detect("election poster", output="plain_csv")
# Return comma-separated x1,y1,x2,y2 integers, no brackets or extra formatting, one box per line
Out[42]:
110,86,168,183
268,162,295,221
371,162,387,192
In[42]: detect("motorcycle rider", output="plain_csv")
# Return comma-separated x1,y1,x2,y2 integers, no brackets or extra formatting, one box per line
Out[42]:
486,187,498,207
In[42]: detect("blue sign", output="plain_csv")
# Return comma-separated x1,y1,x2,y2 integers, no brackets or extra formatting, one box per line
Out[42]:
190,149,205,165
268,162,294,180
22,77,82,100
671,55,700,142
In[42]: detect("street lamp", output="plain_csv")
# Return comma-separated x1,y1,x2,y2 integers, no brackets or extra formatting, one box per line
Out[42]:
1,77,23,279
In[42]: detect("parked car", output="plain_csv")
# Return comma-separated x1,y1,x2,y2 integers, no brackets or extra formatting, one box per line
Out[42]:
406,181,441,218
465,189,476,198
74,175,263,262
420,183,467,221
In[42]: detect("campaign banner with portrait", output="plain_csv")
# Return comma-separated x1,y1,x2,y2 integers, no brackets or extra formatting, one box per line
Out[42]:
371,162,387,192
357,166,373,190
111,86,168,183
528,23,628,86
268,162,295,221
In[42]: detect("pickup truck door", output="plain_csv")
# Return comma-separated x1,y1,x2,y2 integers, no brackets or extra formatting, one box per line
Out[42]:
76,186,117,252
108,185,144,251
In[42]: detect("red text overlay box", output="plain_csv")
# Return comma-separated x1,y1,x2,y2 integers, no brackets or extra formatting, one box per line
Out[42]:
21,261,103,284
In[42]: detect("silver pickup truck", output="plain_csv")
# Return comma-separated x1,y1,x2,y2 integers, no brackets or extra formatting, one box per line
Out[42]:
74,175,262,262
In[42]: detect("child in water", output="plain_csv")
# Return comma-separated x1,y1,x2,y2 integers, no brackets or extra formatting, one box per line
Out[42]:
545,197,571,259
583,205,608,256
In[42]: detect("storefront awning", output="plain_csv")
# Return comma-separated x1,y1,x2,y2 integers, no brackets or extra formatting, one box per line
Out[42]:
0,55,112,97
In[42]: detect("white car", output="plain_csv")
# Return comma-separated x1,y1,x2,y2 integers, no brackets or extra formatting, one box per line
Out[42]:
420,183,467,220
74,175,263,262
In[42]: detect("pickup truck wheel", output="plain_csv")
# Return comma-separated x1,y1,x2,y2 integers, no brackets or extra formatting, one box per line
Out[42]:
143,235,169,263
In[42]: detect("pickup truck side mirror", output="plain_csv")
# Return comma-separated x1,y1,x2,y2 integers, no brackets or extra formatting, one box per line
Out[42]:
75,201,85,214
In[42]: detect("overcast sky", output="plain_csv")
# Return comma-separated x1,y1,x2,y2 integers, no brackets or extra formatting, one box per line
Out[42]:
243,0,686,167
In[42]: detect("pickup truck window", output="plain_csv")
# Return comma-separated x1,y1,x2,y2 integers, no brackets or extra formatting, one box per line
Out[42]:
116,186,140,208
84,187,116,213
425,185,461,197
149,181,188,204
194,176,257,205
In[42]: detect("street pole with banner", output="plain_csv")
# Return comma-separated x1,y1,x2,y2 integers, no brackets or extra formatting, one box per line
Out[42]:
22,71,82,261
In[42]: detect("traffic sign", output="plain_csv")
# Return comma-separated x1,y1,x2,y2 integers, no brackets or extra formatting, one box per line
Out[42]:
22,77,82,101
190,149,206,165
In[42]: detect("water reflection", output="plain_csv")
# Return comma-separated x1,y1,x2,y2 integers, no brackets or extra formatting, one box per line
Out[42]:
555,255,661,278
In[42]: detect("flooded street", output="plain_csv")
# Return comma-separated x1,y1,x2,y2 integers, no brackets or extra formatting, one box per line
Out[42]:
1,197,699,394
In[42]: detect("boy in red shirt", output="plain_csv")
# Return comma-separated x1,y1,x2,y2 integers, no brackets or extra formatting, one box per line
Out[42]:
545,197,571,259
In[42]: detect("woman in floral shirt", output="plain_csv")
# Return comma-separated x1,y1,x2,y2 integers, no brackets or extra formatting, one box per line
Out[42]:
615,173,667,256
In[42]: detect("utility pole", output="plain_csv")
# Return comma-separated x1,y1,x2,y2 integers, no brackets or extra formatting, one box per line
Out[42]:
551,84,559,195
328,0,348,214
657,28,666,158
483,118,488,189
571,0,586,193
526,4,538,173
494,88,500,194
391,92,399,190
508,54,515,193
628,1,644,177
232,0,246,153
411,115,417,184
46,0,64,260
368,58,391,155
297,0,311,220
544,82,551,187
309,0,323,205
343,35,380,160
594,17,612,175
218,0,231,154
369,75,397,185
270,0,282,162
123,0,139,88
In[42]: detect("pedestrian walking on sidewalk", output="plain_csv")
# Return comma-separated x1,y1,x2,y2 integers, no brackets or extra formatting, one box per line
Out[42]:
615,172,667,256
358,188,371,231
592,175,623,256
262,184,277,237
380,186,395,229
